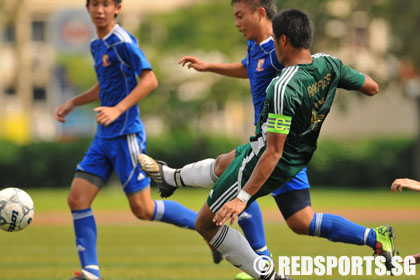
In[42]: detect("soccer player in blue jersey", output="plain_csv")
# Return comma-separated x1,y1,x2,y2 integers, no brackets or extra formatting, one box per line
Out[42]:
54,1,205,279
139,1,396,279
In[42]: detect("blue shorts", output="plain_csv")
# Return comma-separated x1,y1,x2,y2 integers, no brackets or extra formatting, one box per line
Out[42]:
271,167,310,196
76,132,150,195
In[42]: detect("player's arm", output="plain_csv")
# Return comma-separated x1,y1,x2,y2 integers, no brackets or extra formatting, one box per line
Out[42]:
358,74,379,96
391,178,420,192
337,60,379,97
95,70,158,126
54,83,100,123
179,56,248,78
214,131,287,226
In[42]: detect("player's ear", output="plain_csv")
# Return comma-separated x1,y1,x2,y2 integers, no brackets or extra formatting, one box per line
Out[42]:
114,3,122,16
257,7,267,19
279,34,288,46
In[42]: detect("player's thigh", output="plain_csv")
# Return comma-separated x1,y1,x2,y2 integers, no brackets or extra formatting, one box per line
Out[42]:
213,143,249,177
274,188,314,234
274,188,312,219
214,149,236,177
127,186,155,220
112,133,151,195
68,176,101,210
208,146,253,214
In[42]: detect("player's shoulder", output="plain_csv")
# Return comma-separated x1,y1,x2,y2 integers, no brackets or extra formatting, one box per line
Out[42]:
105,25,137,47
312,53,343,67
266,65,301,96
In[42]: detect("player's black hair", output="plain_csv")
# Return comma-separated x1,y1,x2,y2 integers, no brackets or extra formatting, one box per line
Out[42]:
272,8,313,49
86,0,122,6
231,0,277,20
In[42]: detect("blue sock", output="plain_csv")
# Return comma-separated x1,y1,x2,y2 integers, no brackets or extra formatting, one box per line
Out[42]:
309,213,377,248
152,200,197,230
238,201,270,257
72,208,101,279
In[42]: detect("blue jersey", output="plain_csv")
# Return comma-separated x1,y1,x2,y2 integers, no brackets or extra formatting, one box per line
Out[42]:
90,24,152,138
241,37,283,124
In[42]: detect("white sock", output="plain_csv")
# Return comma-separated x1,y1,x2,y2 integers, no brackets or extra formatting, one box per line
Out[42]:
161,165,177,186
210,225,274,279
180,158,218,188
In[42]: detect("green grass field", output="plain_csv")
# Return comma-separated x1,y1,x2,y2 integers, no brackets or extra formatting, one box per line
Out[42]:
1,186,419,280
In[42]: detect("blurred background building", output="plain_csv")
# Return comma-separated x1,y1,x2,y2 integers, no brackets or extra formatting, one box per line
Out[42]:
1,0,418,145
0,0,195,143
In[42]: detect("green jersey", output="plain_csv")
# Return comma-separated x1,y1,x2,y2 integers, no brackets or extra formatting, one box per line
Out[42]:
250,53,365,180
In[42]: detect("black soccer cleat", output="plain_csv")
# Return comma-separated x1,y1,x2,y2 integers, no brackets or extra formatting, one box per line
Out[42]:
137,153,178,198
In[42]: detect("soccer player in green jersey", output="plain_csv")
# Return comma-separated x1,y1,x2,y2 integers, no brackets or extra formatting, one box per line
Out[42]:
190,9,396,279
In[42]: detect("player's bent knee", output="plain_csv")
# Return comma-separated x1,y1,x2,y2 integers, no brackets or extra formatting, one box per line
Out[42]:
214,155,227,177
287,219,310,235
214,151,234,177
130,203,154,220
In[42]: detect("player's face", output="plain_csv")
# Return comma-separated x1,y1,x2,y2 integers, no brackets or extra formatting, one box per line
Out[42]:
87,0,121,30
233,1,261,41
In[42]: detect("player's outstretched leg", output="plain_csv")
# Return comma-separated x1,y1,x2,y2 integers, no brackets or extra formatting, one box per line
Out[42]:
138,153,217,198
309,213,397,271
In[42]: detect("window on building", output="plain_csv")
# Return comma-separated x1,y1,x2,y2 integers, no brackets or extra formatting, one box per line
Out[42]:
33,87,46,101
3,23,15,43
5,87,16,95
32,21,46,42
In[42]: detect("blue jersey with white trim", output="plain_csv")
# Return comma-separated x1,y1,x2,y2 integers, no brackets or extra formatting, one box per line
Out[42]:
241,37,283,125
91,25,152,138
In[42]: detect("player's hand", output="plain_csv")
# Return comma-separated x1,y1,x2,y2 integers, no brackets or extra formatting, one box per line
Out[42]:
94,106,123,126
178,56,209,72
391,178,420,192
411,253,420,264
54,100,75,123
213,198,246,226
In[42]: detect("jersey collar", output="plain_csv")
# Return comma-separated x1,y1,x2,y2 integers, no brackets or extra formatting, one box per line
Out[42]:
258,36,274,53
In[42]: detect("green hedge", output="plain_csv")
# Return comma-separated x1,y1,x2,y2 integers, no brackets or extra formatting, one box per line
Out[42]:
0,133,240,188
0,136,415,188
308,138,415,187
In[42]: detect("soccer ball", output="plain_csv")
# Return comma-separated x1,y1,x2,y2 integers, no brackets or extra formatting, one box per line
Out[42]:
0,187,35,232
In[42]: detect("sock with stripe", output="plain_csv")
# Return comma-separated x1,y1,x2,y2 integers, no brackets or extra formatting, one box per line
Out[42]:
210,225,275,280
238,200,271,257
179,158,218,188
160,159,217,188
152,200,197,230
309,213,377,248
72,208,101,279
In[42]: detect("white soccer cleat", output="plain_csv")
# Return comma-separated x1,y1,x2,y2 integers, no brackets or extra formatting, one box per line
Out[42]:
137,153,178,198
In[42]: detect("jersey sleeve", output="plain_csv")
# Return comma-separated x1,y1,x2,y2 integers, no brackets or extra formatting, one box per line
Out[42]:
335,58,365,90
118,42,152,76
